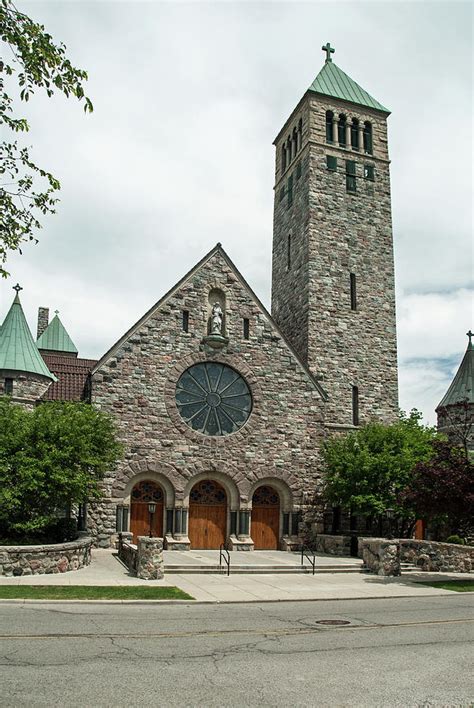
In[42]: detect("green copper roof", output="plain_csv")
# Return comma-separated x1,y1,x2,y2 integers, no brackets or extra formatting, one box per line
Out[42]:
437,332,474,409
0,290,56,380
36,312,78,354
309,60,390,114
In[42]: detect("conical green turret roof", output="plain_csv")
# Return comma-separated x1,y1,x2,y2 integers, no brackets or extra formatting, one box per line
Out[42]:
437,332,474,409
37,312,78,354
0,287,56,380
309,55,390,114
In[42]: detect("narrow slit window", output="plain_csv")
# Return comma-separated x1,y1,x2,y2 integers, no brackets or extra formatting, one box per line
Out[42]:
287,234,292,271
346,160,356,193
4,378,13,395
287,174,293,207
182,310,189,332
363,121,373,154
326,155,337,171
351,118,359,150
352,385,359,426
243,318,250,340
297,118,302,150
296,161,302,180
325,110,334,143
364,164,375,181
338,114,347,147
350,273,357,310
281,143,287,172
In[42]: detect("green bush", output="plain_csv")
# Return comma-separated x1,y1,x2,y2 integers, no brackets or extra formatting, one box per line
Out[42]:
445,534,465,545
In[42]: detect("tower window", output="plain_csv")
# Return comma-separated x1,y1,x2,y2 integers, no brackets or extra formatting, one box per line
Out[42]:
338,114,347,147
296,161,302,180
326,155,337,171
243,318,250,340
182,310,189,332
287,134,292,162
325,110,334,143
281,143,287,172
351,118,359,150
287,234,292,270
287,174,293,207
346,160,356,192
350,273,357,310
4,378,13,395
352,385,359,426
297,118,302,151
292,128,298,158
364,164,375,181
363,121,373,155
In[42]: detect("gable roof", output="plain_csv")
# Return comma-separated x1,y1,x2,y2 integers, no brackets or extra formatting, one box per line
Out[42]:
437,335,474,409
0,292,57,381
36,313,78,354
92,243,328,400
308,60,390,114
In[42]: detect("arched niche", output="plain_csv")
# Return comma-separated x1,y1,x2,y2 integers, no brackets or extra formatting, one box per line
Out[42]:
183,470,240,510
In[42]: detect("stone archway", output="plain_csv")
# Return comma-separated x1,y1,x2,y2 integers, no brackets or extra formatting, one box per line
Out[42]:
188,479,227,549
251,485,280,550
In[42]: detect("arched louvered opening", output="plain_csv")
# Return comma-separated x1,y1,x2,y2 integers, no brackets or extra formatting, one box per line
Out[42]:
351,118,359,150
325,110,334,143
338,114,347,147
363,121,373,154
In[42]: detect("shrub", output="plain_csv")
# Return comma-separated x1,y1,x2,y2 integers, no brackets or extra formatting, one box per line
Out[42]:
445,535,465,545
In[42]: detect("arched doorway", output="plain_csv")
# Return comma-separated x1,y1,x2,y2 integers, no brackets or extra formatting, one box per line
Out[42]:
130,480,164,543
188,479,227,549
251,485,280,550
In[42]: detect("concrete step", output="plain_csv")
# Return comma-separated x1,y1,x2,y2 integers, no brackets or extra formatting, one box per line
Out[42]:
164,564,363,575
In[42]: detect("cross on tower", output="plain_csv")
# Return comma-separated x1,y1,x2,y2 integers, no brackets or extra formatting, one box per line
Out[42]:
467,330,473,347
322,42,335,63
13,283,23,294
54,310,59,316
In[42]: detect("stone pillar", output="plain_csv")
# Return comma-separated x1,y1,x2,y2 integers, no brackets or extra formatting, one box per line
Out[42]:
358,125,364,152
332,120,338,144
136,536,164,580
174,508,182,536
345,123,351,148
238,510,250,538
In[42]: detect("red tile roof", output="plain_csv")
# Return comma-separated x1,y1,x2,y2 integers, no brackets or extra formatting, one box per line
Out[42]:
40,354,98,401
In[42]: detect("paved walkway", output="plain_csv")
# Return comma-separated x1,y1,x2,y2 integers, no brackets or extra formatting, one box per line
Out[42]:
0,549,471,602
163,549,362,567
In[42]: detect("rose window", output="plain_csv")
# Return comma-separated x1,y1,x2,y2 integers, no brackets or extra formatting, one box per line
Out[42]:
175,362,252,436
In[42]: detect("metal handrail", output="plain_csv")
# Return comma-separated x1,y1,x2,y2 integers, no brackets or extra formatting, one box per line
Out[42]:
300,545,316,575
219,543,231,576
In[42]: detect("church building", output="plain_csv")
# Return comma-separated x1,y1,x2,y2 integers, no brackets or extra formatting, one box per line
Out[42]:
0,46,401,550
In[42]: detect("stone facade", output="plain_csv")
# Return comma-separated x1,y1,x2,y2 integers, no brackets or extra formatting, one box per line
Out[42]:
90,247,326,548
0,371,52,408
271,92,398,428
360,538,401,576
0,538,92,577
400,539,474,573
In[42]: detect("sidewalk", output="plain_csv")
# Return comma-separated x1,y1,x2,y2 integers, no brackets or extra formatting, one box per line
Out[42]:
0,549,471,602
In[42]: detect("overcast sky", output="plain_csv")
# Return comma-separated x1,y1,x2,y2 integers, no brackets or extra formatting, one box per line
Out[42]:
1,0,472,425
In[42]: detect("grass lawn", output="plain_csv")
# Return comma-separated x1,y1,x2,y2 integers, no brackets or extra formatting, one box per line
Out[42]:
418,580,474,593
0,586,194,600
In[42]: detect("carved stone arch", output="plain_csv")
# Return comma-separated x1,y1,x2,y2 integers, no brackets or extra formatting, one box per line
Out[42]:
246,476,295,512
183,468,241,510
111,461,187,504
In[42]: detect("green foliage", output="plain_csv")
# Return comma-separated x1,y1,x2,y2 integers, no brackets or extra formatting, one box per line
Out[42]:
445,535,465,545
0,398,123,539
0,0,93,277
322,410,437,531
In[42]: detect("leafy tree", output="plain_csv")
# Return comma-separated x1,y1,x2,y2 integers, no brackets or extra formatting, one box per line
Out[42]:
400,439,473,539
322,410,438,537
0,398,123,540
0,0,93,277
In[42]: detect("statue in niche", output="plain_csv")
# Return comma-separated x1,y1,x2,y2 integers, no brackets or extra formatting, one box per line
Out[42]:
210,302,223,335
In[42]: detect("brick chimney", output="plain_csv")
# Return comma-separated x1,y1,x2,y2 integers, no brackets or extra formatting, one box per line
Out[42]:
37,307,49,339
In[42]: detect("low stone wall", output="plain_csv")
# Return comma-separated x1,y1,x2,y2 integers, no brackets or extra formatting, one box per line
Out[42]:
400,539,473,573
360,538,401,576
0,537,92,577
313,534,352,557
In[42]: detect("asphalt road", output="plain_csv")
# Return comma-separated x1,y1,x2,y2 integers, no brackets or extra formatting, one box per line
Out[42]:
1,595,473,707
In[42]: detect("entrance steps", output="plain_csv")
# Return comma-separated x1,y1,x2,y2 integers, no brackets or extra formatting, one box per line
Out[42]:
164,563,363,575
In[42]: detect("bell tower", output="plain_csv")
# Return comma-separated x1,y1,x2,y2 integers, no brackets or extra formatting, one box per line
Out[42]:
271,44,398,428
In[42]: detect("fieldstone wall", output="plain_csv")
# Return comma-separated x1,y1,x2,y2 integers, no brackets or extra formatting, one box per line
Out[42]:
0,537,92,577
313,534,352,557
136,537,164,580
360,538,401,576
271,90,398,428
0,371,52,408
400,539,473,573
90,247,326,543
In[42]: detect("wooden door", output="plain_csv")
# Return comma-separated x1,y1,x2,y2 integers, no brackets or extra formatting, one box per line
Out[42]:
251,486,280,550
130,480,164,543
188,480,227,549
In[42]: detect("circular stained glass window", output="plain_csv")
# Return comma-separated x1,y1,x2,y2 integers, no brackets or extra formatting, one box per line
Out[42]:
175,362,252,436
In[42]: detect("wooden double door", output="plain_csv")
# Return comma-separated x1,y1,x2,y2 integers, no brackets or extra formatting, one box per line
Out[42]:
130,480,164,543
188,479,227,549
251,485,280,550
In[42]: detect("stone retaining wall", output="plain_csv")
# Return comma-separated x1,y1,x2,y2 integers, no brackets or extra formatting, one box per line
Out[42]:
0,537,92,577
314,534,352,557
400,539,473,573
359,538,401,576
